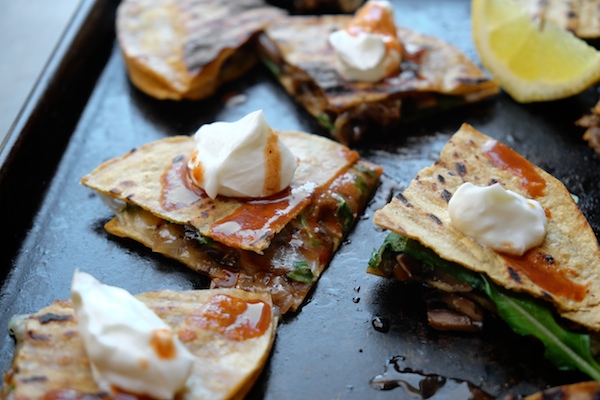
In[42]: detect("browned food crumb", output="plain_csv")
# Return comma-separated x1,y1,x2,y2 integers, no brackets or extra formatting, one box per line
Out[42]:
576,100,600,154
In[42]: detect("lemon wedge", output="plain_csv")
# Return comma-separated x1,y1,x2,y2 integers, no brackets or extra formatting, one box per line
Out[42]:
472,0,600,103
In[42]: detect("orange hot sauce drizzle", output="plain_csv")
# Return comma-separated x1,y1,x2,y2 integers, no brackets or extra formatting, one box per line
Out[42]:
501,250,586,302
208,183,315,248
160,153,205,211
483,140,546,198
346,2,403,71
482,141,587,301
189,294,272,341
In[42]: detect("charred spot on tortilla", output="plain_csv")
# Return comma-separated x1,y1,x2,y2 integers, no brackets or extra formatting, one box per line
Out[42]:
507,266,522,284
37,313,73,324
455,162,467,176
81,131,381,314
440,189,452,203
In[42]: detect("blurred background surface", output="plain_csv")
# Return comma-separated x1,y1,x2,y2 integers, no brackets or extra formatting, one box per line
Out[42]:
0,0,81,145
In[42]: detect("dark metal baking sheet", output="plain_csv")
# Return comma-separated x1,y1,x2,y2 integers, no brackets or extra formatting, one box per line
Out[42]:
1,0,599,398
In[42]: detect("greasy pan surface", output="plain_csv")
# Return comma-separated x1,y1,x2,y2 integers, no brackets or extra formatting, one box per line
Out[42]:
1,0,600,398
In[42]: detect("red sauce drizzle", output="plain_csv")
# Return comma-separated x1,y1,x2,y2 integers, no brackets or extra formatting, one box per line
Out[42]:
209,183,314,248
345,2,402,74
501,249,586,302
263,133,281,196
188,150,204,187
189,294,272,341
149,328,177,360
483,141,546,198
160,154,205,211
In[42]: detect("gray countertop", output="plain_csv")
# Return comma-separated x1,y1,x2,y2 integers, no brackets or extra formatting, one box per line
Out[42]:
0,0,81,146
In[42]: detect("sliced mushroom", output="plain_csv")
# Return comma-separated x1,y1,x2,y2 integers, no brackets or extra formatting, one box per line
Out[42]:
424,291,484,332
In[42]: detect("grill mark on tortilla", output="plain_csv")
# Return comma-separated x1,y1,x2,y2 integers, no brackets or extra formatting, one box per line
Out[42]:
28,331,51,341
508,267,522,283
455,162,467,176
37,313,73,324
437,174,445,184
454,77,492,85
396,193,409,203
440,189,452,203
20,376,48,384
428,213,442,225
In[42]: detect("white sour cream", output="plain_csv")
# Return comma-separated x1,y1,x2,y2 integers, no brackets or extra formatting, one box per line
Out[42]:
187,110,297,199
448,182,547,256
71,270,194,399
328,0,402,82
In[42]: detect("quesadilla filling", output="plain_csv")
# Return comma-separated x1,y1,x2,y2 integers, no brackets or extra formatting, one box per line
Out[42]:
368,123,600,380
258,9,498,144
82,119,381,314
106,161,380,314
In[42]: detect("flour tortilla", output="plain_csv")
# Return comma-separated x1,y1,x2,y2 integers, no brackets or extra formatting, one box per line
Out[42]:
2,288,277,400
81,131,359,253
373,123,600,331
262,14,499,112
116,0,286,100
259,14,498,144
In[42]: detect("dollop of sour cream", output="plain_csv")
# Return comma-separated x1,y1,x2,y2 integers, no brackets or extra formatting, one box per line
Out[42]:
187,110,297,199
328,0,402,82
71,270,194,399
448,182,547,256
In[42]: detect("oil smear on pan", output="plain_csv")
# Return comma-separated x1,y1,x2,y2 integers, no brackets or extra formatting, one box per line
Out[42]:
370,356,494,399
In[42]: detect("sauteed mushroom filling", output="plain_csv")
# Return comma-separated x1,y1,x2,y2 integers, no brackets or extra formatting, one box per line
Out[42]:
388,252,485,331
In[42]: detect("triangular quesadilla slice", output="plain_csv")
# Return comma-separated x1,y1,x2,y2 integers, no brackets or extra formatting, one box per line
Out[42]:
3,288,277,400
258,14,499,144
369,123,600,378
82,130,381,313
117,0,286,100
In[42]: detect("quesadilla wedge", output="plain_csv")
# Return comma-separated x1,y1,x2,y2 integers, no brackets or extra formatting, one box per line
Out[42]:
524,0,600,39
257,14,499,145
116,0,286,100
368,123,600,379
81,130,381,314
2,287,277,400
